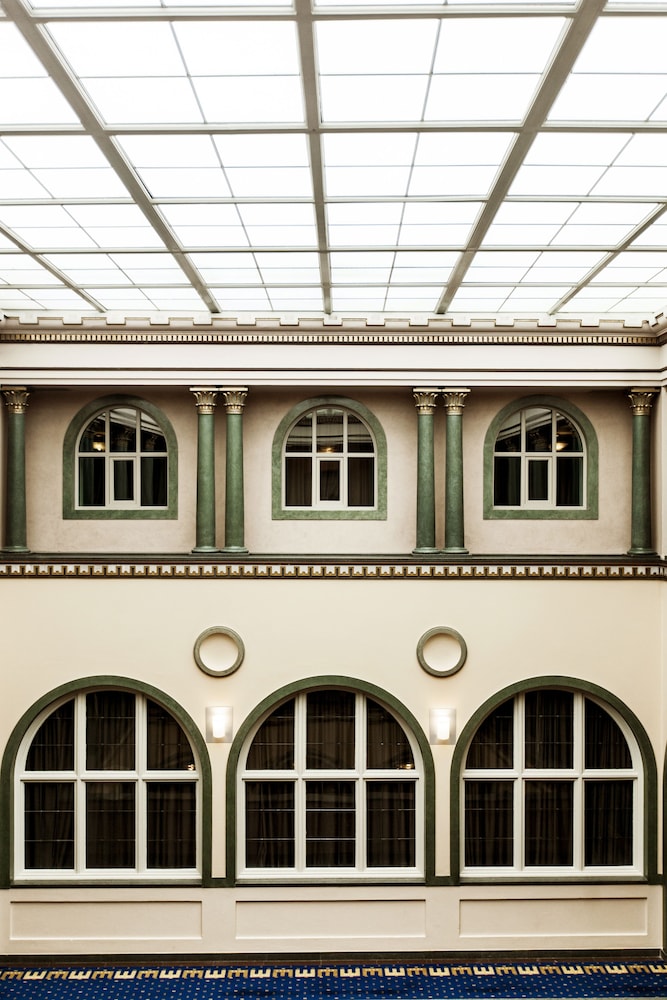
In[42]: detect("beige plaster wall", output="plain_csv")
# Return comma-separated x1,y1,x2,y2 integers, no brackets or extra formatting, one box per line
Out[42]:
17,385,635,557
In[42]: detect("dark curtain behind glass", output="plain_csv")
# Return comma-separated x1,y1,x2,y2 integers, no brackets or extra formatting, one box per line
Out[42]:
24,783,74,869
26,700,74,771
585,780,633,865
464,780,513,867
306,780,355,867
147,699,195,770
525,690,573,768
245,781,295,868
524,781,573,866
367,781,415,867
147,782,196,868
466,700,514,769
86,782,136,868
246,700,295,770
86,691,135,770
366,700,413,769
306,691,355,769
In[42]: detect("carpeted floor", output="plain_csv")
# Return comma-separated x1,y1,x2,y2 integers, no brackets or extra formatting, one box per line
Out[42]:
2,961,667,999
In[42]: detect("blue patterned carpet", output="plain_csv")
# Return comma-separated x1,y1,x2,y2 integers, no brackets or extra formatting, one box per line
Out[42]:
2,961,667,999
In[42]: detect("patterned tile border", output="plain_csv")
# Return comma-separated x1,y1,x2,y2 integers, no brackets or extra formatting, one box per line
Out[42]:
0,560,664,580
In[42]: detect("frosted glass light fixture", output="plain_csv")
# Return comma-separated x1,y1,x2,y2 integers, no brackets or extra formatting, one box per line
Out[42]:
206,706,233,743
430,708,456,745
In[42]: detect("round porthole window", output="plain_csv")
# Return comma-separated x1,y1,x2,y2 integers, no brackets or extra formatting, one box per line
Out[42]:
194,626,245,677
417,627,467,677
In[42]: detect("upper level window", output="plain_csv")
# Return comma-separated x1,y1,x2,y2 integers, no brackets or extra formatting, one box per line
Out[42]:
15,690,200,881
64,395,178,519
78,406,167,510
272,397,387,520
462,690,642,877
484,396,598,520
239,690,422,878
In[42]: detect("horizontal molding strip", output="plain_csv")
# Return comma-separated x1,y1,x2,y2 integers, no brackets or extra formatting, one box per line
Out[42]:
0,558,663,580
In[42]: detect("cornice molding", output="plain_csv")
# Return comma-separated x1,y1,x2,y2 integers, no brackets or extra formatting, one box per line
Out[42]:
0,314,663,347
0,558,663,581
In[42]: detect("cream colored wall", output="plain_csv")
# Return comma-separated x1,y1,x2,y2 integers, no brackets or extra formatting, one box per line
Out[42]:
19,385,636,556
0,574,663,954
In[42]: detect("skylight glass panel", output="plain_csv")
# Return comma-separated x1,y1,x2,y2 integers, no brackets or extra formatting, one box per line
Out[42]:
174,21,300,76
491,204,575,225
523,251,606,283
591,167,667,197
509,165,605,196
31,169,129,198
193,77,305,125
408,166,499,197
82,79,203,125
136,168,231,199
115,135,220,168
316,20,438,75
0,23,49,75
0,170,50,198
323,133,418,166
331,289,388,311
214,134,310,167
3,135,108,168
189,252,261,283
0,79,80,126
628,221,667,247
46,22,185,76
481,223,565,247
615,133,667,166
320,76,429,123
571,16,667,73
384,290,441,311
158,205,242,228
425,75,541,122
325,167,411,197
414,132,514,166
547,75,667,122
432,17,565,73
525,132,629,165
550,225,643,247
217,289,271,310
225,167,312,198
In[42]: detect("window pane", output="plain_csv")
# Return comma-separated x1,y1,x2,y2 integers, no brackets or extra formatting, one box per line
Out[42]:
319,459,340,500
465,780,513,867
366,700,413,770
306,780,355,867
556,456,583,506
585,701,632,769
109,408,136,452
466,701,514,769
247,700,295,770
525,408,552,452
495,414,521,453
141,456,167,506
24,783,74,869
140,413,166,452
113,459,134,502
316,408,344,453
525,691,573,769
585,781,633,866
147,782,196,868
556,414,582,453
147,699,195,770
86,692,136,770
494,456,520,506
245,781,295,868
79,414,106,453
79,456,105,506
527,459,549,501
285,414,312,453
525,781,573,866
285,456,312,505
307,690,355,769
86,782,136,868
367,781,415,867
26,700,74,771
347,413,373,453
348,456,374,506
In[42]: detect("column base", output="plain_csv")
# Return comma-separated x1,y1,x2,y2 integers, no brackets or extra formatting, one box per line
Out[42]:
412,547,440,555
221,546,249,554
2,545,30,553
627,547,657,556
442,547,469,555
191,545,219,553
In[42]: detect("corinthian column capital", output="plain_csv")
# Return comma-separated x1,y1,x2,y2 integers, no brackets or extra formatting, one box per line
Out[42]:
441,388,470,415
220,387,249,414
2,387,30,414
412,388,439,415
190,387,218,414
627,388,658,416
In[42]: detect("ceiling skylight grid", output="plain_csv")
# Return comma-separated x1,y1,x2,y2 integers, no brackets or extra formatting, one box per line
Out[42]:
1,0,667,322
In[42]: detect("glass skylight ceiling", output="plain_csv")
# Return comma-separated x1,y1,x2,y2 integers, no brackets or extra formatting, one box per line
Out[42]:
1,0,667,322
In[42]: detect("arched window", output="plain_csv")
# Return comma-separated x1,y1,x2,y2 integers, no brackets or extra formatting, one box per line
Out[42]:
238,689,423,877
63,396,178,519
15,689,201,880
272,397,387,520
461,688,643,876
483,396,598,520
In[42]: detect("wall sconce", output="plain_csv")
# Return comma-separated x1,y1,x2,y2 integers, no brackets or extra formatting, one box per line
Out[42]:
430,708,456,745
206,706,233,743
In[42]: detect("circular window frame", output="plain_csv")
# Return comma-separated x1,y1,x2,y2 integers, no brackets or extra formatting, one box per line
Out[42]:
194,626,245,677
417,627,467,677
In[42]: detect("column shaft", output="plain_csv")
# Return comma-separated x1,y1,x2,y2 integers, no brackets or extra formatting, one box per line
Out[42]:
3,388,30,553
413,389,438,554
221,388,248,553
191,389,218,553
443,389,470,555
628,388,657,556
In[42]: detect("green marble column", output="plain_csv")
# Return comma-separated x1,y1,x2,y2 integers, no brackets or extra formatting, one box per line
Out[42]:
442,388,470,555
628,388,658,556
412,389,439,554
2,388,30,553
190,388,219,553
221,387,249,554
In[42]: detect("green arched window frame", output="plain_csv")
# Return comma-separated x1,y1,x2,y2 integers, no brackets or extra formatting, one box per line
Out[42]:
226,676,434,884
272,397,387,520
0,676,212,888
450,676,657,884
63,395,178,519
483,395,598,520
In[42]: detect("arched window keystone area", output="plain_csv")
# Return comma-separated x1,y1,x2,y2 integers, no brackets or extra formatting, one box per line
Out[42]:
15,690,201,880
239,690,423,878
461,689,643,877
63,396,178,519
483,397,598,520
272,397,387,520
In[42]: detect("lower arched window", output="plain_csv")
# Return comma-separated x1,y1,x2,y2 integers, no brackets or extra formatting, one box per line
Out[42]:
239,690,422,878
16,690,200,880
462,689,642,876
